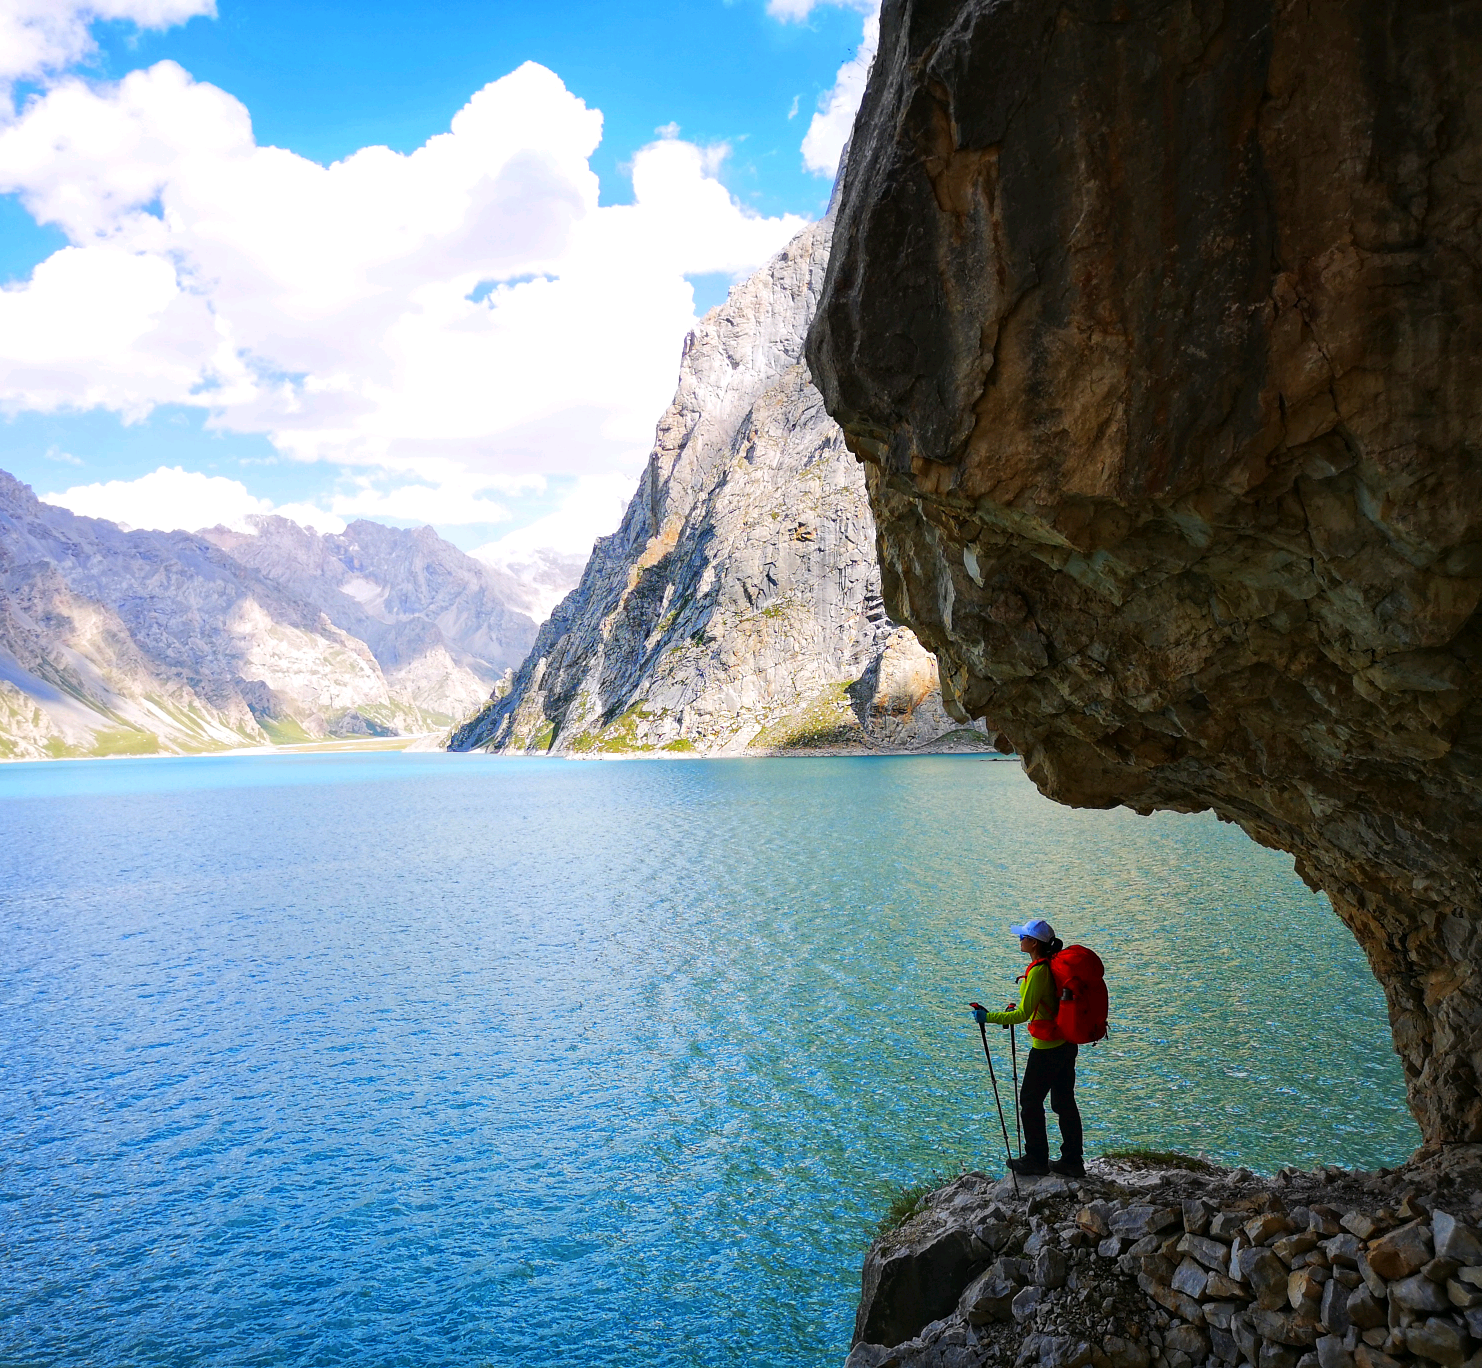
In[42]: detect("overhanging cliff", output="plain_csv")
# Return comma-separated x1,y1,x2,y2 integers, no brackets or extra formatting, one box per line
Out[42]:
807,0,1482,1144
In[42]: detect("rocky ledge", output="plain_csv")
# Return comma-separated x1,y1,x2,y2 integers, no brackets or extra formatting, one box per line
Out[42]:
849,1153,1482,1368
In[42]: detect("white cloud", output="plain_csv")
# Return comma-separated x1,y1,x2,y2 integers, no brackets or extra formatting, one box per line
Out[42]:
43,444,82,464
765,0,872,19
0,0,214,90
0,58,808,539
472,471,635,566
801,2,879,177
43,464,296,532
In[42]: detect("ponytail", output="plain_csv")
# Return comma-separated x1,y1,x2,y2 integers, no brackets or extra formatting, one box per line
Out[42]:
1047,937,1064,956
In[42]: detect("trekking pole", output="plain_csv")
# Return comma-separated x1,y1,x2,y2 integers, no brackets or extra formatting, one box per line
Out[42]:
1007,1021,1022,1159
968,1004,1019,1197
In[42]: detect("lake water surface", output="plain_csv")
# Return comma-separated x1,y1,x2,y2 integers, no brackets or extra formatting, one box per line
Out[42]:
0,753,1417,1367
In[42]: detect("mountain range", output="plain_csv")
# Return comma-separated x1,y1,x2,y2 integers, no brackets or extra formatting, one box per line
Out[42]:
0,471,548,760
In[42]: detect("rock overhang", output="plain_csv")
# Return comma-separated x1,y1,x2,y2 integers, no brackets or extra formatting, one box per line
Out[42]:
807,0,1482,1144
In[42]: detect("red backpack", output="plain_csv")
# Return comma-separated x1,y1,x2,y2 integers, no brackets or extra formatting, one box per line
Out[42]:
1027,945,1108,1044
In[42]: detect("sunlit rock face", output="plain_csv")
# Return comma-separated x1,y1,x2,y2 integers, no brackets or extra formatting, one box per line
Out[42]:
807,0,1482,1144
449,219,985,758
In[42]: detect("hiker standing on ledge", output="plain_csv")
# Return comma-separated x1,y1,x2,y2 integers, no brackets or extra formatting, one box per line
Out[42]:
975,918,1085,1179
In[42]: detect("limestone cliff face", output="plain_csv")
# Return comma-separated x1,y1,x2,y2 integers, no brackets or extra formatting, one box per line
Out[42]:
202,517,538,723
807,0,1482,1143
451,220,982,757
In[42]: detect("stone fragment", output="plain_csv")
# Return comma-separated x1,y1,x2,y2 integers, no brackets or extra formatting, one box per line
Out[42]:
1321,1278,1353,1333
1164,1324,1209,1357
1178,1233,1233,1272
1207,1271,1246,1300
1290,1268,1325,1309
959,1271,1016,1325
1127,1234,1162,1257
1012,1285,1041,1323
1210,1212,1245,1239
1405,1317,1470,1367
1324,1235,1364,1267
1343,1215,1383,1242
1311,1209,1343,1237
843,1345,899,1368
1112,1206,1181,1239
1204,1301,1240,1329
1346,1286,1387,1330
1137,1272,1203,1323
1435,1213,1482,1265
1043,1339,1094,1368
1171,1258,1209,1300
1358,1254,1387,1298
1260,1344,1299,1368
1183,1200,1215,1236
1231,1311,1260,1362
1458,1267,1482,1289
1033,1248,1069,1289
1240,1246,1296,1309
1427,1257,1465,1284
1077,1204,1112,1238
1392,1273,1453,1314
1368,1221,1435,1280
1316,1334,1355,1368
1102,1336,1150,1368
1276,1233,1323,1264
1210,1325,1238,1361
1249,1214,1297,1245
1251,1307,1322,1346
1354,1348,1403,1368
974,1220,1012,1252
1098,1236,1125,1259
1449,1279,1482,1309
1467,1309,1482,1339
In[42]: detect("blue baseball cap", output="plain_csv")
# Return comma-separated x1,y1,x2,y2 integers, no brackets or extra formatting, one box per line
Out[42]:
1010,918,1055,942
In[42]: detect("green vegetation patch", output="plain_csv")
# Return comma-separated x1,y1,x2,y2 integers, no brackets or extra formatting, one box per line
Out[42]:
1101,1147,1218,1173
662,737,696,752
873,1168,968,1239
256,715,314,746
752,683,865,751
569,703,664,754
87,726,161,758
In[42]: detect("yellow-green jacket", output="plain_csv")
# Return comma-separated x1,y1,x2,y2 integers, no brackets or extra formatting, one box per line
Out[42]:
981,962,1065,1049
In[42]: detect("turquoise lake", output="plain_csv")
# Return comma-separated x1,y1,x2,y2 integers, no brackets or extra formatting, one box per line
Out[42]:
0,752,1418,1366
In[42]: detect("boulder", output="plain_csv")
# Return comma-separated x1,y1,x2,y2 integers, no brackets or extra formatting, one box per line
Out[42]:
1405,1317,1471,1367
1320,1278,1353,1334
1393,1273,1454,1314
959,1270,1016,1325
1435,1212,1482,1264
853,1215,981,1347
1172,1258,1210,1299
1178,1233,1232,1272
1240,1246,1296,1309
1110,1206,1181,1239
1369,1221,1436,1280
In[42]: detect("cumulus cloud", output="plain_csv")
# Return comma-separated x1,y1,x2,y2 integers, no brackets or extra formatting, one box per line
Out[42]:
43,463,347,533
473,471,636,565
0,0,214,90
0,59,807,534
800,2,879,177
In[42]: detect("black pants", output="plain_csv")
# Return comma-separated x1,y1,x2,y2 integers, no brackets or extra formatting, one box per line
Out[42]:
1020,1042,1082,1164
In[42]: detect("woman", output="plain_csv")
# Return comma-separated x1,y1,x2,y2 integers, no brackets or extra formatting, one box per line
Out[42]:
974,917,1085,1178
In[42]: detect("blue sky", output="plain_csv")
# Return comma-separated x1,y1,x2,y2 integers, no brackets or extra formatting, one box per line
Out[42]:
0,0,875,560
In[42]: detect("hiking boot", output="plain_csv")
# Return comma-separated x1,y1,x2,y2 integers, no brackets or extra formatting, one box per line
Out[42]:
1050,1157,1085,1178
1008,1156,1050,1176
